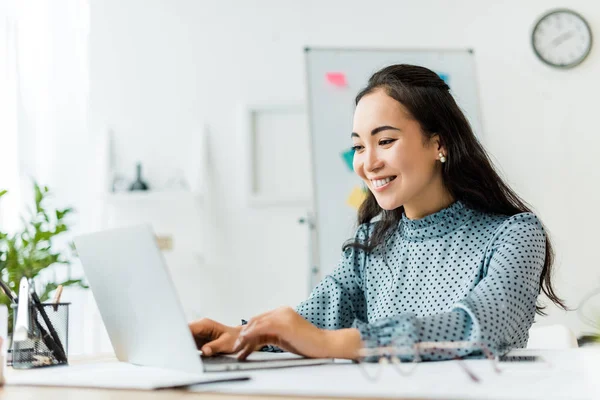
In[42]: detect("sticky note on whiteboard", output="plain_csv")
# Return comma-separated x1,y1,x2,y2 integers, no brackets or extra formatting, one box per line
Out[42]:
326,72,347,87
347,185,367,209
341,148,355,172
438,73,450,84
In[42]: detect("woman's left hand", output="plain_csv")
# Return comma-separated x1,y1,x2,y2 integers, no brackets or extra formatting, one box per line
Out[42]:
233,306,330,360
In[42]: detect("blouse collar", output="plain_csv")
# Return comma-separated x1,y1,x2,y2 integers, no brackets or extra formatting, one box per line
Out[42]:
399,201,473,241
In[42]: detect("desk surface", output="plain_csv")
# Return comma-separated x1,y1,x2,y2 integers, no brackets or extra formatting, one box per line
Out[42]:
0,354,384,400
2,349,598,400
0,386,350,400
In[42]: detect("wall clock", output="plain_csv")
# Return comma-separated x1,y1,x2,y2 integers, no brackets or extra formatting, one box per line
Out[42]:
532,9,593,69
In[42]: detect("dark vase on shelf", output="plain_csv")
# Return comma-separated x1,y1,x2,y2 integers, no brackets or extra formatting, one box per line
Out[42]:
129,162,150,191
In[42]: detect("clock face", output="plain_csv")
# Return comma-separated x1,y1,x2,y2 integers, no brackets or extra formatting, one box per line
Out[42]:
532,9,593,68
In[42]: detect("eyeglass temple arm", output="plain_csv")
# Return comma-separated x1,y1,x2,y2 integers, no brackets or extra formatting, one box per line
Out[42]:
453,356,480,383
478,343,502,373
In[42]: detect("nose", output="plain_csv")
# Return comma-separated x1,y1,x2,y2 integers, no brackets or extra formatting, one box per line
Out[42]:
364,147,384,173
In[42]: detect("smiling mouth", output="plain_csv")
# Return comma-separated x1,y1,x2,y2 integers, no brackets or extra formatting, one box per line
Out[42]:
371,176,397,188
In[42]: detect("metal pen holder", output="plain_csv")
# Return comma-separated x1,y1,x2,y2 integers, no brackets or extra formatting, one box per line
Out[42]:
10,302,70,369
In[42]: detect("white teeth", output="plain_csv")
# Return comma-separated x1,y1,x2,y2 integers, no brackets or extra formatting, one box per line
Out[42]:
372,176,394,188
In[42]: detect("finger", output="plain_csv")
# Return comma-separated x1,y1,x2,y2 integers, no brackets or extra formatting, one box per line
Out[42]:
189,318,220,337
237,342,257,361
233,332,257,354
194,336,211,350
236,323,277,355
232,335,245,354
201,335,234,356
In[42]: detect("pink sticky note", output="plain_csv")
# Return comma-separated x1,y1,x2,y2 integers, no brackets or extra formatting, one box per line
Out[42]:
326,72,347,87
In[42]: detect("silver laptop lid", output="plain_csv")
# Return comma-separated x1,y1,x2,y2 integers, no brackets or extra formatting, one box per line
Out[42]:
74,224,205,375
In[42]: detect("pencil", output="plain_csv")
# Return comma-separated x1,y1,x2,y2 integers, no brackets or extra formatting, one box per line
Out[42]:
52,285,63,311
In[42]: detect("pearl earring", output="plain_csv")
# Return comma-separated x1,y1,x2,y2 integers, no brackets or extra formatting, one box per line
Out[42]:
439,152,446,163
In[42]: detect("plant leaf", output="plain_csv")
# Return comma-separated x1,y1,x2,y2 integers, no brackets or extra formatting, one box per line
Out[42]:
34,182,43,213
1,181,88,317
54,224,68,235
56,208,74,220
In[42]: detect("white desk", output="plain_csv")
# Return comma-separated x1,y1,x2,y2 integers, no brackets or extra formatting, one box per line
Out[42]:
189,348,600,400
0,387,338,400
2,349,599,400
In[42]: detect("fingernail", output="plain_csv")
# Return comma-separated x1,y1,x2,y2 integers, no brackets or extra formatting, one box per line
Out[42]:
202,346,211,356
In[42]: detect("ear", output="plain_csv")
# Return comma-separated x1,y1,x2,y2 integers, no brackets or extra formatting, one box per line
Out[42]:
431,134,447,156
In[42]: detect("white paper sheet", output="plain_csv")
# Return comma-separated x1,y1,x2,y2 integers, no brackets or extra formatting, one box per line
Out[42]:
189,348,600,400
6,361,249,390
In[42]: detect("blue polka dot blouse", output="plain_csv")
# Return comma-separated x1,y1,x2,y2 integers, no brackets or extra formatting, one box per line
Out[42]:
296,201,545,359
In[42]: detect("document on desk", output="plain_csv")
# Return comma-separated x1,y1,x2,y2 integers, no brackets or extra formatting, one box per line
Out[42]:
5,361,249,390
190,349,600,400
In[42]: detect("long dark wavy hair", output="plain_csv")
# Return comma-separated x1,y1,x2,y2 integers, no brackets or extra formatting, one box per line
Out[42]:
343,64,565,315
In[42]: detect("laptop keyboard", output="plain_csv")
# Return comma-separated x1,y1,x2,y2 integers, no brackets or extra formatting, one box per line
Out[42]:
201,353,335,371
202,354,303,364
202,355,248,364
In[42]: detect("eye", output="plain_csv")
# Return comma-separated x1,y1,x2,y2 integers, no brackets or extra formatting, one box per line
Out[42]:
351,145,364,152
379,139,397,146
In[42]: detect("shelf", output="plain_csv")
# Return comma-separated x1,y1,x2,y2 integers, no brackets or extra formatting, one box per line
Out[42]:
103,191,203,205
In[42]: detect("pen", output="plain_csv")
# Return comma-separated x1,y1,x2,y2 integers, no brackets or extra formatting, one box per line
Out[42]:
0,279,17,303
52,285,63,311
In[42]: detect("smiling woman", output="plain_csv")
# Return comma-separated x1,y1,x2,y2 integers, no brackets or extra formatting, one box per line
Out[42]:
351,89,453,214
189,64,567,362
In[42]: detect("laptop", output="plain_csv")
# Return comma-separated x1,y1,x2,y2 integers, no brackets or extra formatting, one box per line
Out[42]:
74,224,333,374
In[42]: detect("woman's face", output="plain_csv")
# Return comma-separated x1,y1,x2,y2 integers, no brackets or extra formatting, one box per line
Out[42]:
352,88,443,211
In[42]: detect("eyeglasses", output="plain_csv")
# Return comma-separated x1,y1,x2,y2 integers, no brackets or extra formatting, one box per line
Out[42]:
578,287,600,331
356,340,501,383
577,287,600,346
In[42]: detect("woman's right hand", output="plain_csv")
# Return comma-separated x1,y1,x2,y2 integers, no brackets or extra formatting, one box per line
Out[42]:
188,318,242,357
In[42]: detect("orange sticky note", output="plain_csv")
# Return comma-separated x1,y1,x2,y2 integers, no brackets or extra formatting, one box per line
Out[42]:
346,185,367,210
326,72,347,87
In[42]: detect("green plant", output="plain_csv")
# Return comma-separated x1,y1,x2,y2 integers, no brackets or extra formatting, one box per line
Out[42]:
0,182,88,330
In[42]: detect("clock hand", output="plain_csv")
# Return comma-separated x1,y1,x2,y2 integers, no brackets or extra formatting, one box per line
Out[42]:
551,30,575,47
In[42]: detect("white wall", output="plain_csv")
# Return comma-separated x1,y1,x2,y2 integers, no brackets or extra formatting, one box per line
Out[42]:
87,0,600,338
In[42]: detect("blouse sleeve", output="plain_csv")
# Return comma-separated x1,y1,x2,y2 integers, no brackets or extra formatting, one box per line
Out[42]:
353,213,546,360
295,223,370,329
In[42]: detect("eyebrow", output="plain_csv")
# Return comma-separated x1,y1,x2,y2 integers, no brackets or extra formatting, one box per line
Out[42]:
351,125,401,138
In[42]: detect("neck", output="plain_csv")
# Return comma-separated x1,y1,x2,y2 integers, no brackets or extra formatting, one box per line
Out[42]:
403,178,454,220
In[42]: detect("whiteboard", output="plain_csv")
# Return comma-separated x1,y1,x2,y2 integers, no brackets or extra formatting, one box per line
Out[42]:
305,48,483,281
